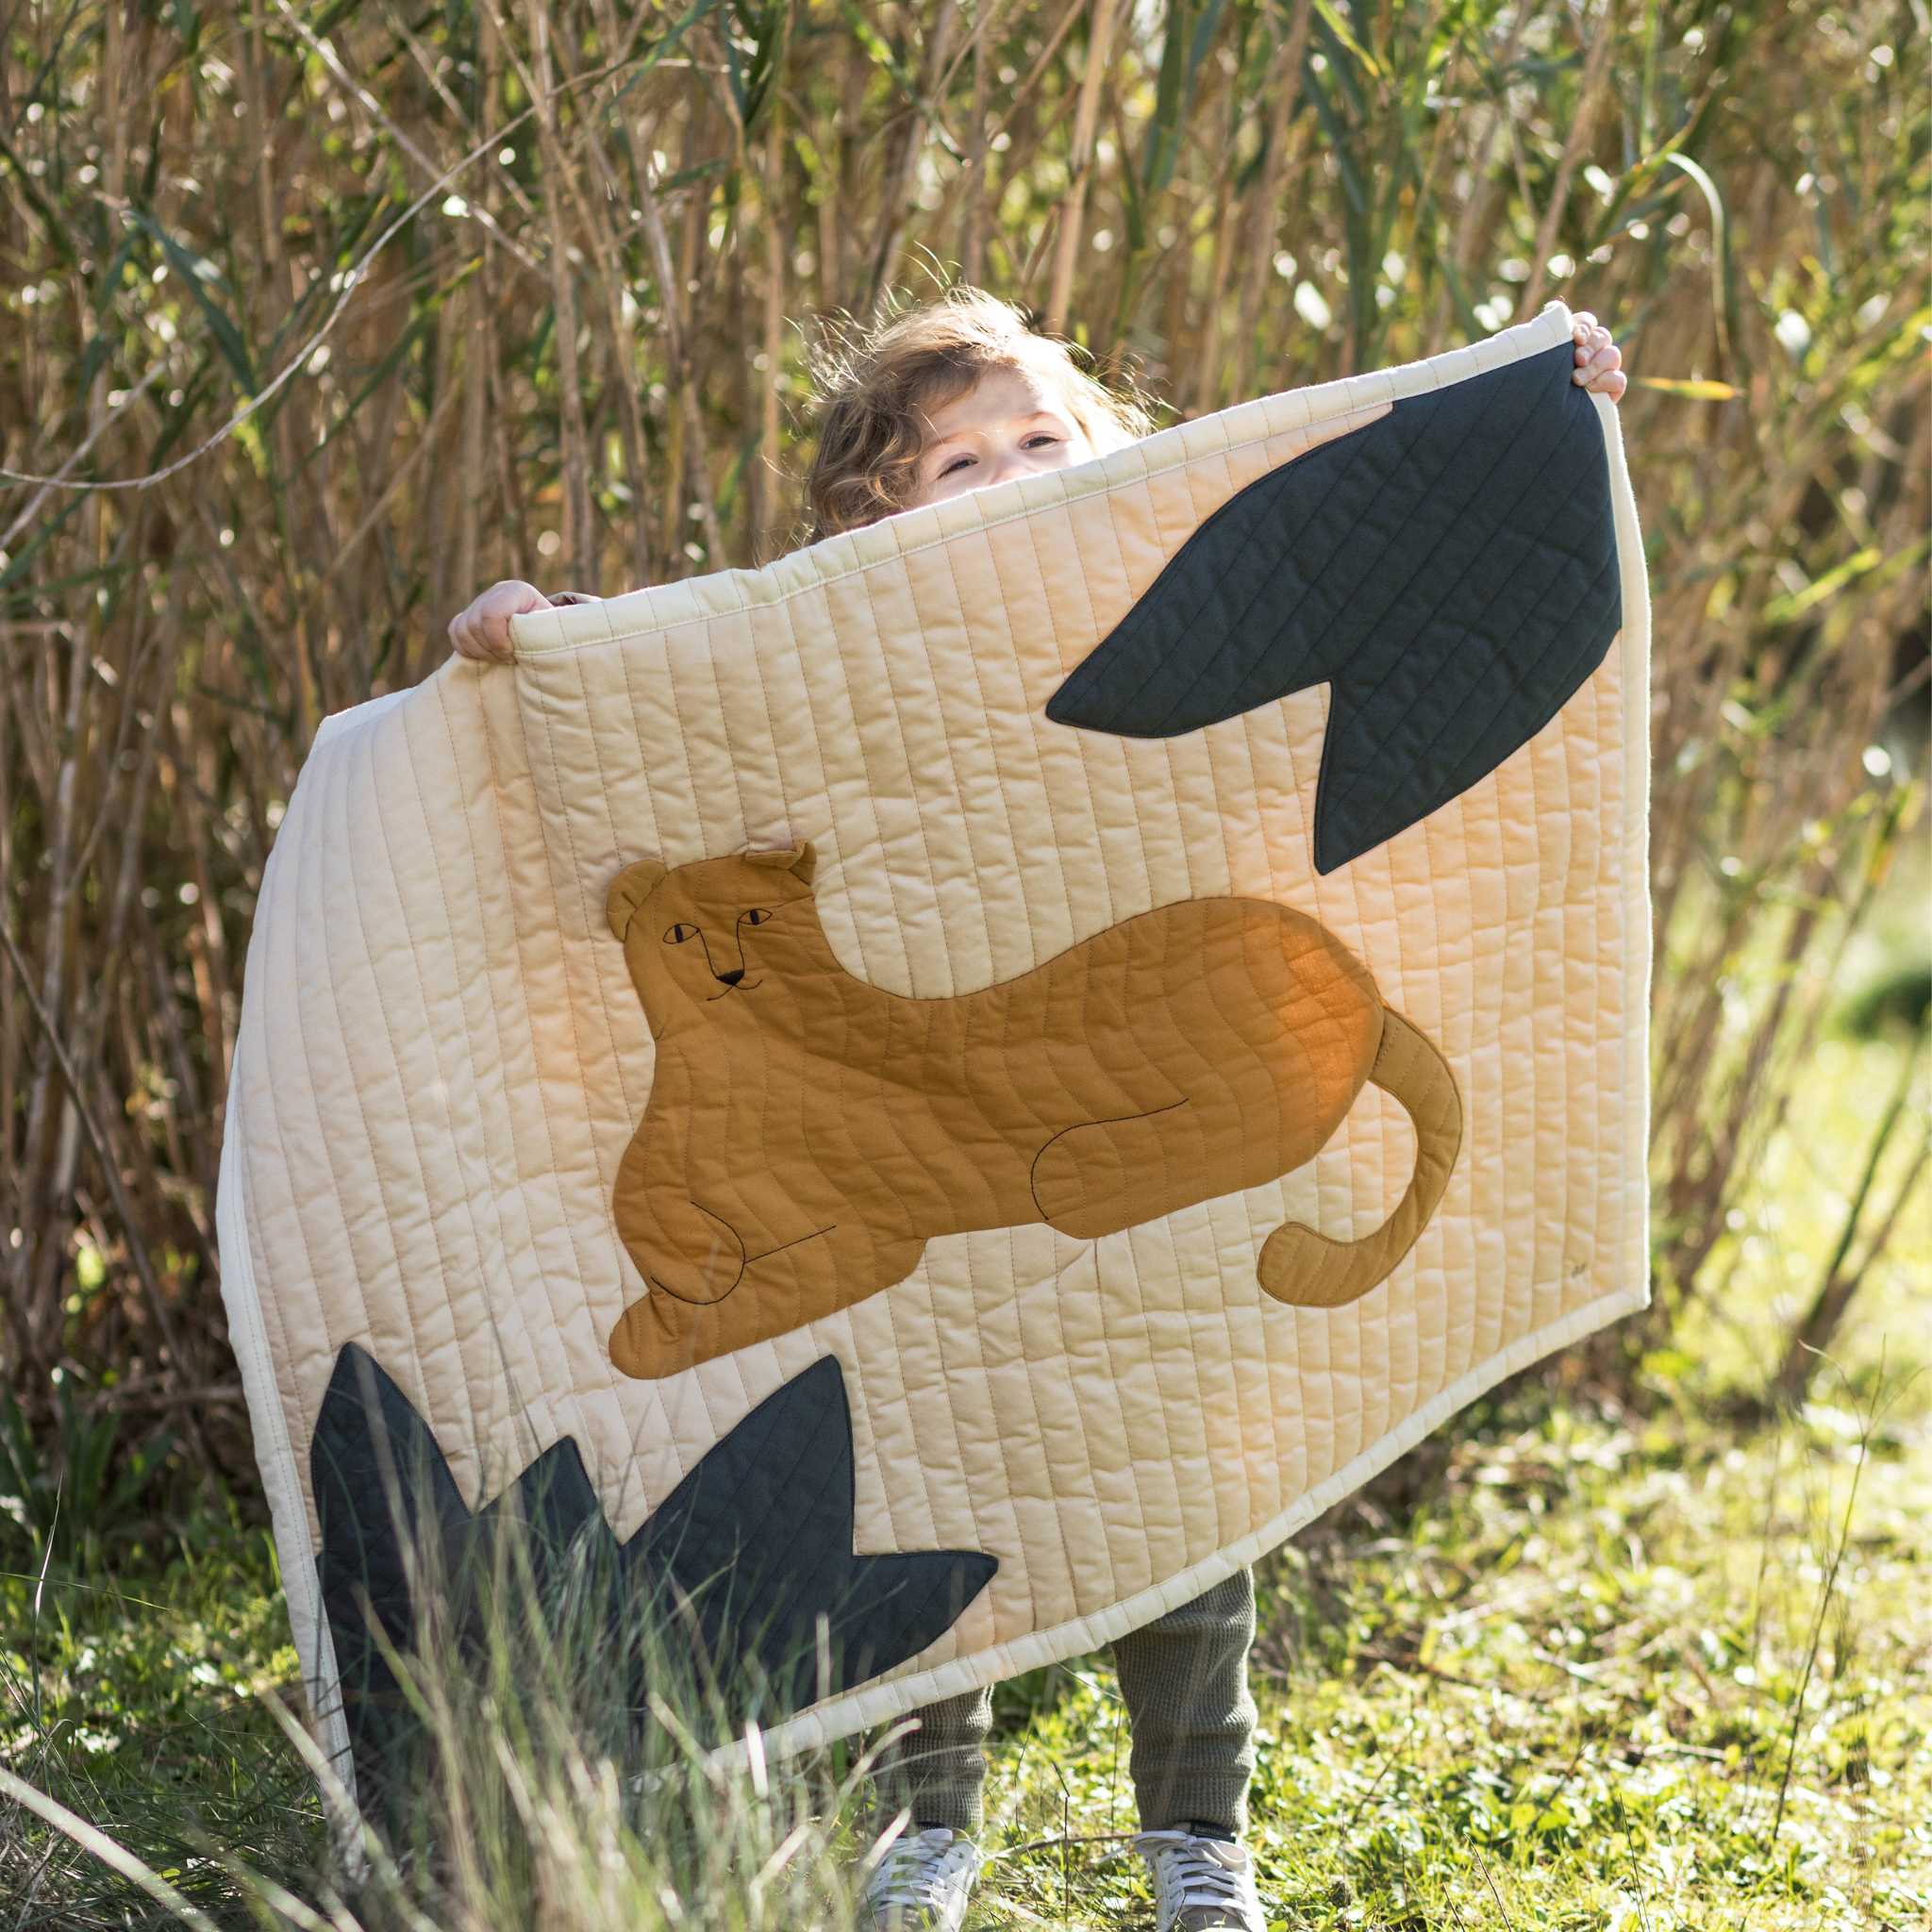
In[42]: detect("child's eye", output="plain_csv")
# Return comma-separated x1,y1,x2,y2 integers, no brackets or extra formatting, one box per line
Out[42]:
1024,433,1061,449
741,908,774,926
938,454,974,478
663,923,699,944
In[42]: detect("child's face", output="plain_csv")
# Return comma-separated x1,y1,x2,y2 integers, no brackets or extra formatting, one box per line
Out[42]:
906,363,1101,510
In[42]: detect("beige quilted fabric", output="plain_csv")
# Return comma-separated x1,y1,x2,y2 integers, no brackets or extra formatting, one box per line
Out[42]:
216,299,1650,1796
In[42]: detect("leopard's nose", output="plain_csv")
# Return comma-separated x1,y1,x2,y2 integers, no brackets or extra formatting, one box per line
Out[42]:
716,968,745,988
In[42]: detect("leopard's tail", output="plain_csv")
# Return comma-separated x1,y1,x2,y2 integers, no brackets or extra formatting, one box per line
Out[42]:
1256,1007,1461,1310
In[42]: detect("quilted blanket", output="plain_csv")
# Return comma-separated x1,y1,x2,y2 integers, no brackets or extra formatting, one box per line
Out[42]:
215,298,1651,1814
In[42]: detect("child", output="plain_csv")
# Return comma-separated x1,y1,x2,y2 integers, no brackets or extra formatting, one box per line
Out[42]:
448,288,1627,1930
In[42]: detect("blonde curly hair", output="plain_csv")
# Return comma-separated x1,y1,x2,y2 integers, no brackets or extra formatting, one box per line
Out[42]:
804,287,1156,541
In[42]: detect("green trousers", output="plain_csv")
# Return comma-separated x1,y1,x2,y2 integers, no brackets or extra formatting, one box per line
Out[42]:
873,1566,1257,1839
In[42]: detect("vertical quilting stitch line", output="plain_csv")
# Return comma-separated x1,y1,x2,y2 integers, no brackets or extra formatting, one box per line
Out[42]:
541,653,641,1139
869,1249,929,1564
1500,684,1536,1371
1616,446,1652,1313
1020,497,1123,936
1412,798,1451,1424
340,716,493,1487
234,1079,311,1540
988,528,1077,958
703,610,760,856
1551,641,1589,1336
824,565,921,995
431,677,578,1482
285,717,394,1382
887,1257,964,1562
936,524,1025,977
1571,649,1607,1324
1004,1222,1088,1613
483,669,626,1483
569,647,645,1121
766,575,846,962
1131,1214,1187,1594
294,726,448,1500
1528,704,1567,1345
232,1086,337,1751
1477,707,1510,1377
646,622,721,876
1602,602,1633,1304
246,806,362,1557
1168,1176,1222,1565
1058,1233,1127,1613
890,541,991,989
741,611,803,862
370,706,528,1475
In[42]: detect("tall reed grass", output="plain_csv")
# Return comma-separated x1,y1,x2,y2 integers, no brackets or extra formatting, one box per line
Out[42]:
4,1454,902,1932
1,1,1924,1478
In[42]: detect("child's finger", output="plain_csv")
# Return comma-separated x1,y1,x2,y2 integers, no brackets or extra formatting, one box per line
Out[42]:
451,612,495,662
1573,342,1621,386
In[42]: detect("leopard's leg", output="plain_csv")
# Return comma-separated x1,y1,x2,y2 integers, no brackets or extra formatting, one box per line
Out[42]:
614,1189,748,1307
611,1125,748,1307
608,1221,927,1380
1030,1101,1212,1241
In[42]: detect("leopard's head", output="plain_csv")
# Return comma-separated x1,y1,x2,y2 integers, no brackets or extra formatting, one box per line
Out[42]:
607,843,819,1033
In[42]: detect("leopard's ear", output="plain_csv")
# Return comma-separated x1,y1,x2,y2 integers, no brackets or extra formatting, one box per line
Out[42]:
746,841,816,888
607,859,669,941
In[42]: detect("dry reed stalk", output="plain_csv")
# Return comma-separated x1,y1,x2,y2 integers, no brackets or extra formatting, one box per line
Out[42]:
1044,0,1124,334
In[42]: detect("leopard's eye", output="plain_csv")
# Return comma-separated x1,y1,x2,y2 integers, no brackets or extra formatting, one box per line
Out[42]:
663,923,698,944
742,907,774,926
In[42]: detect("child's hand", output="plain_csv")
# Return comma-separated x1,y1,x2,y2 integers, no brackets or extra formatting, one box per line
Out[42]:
447,579,553,664
1570,312,1627,403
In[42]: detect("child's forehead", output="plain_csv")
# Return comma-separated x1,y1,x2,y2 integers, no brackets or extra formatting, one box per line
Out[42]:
920,359,1071,439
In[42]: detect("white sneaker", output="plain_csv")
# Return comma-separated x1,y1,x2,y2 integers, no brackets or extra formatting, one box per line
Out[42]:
857,1825,984,1932
1133,1829,1267,1932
